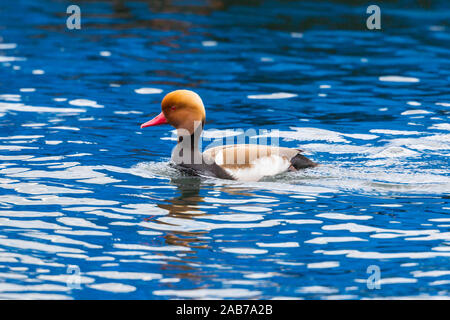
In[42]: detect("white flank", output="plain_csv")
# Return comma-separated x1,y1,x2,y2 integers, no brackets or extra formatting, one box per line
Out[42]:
222,155,291,182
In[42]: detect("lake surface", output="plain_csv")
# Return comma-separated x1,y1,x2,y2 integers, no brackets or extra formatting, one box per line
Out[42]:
0,0,449,299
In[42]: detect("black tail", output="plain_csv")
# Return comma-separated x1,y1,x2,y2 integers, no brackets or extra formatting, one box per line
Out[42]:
290,153,317,170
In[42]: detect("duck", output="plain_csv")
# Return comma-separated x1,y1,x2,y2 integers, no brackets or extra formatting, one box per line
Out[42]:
141,90,317,181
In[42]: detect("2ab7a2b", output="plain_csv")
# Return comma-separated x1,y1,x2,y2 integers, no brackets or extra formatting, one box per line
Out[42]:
220,304,273,315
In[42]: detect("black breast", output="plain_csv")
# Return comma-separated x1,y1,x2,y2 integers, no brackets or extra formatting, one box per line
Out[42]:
171,162,235,180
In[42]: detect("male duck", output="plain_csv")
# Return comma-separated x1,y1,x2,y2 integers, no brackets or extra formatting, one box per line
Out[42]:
141,90,317,181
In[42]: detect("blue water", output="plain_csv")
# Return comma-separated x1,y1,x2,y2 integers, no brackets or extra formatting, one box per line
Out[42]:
0,0,449,299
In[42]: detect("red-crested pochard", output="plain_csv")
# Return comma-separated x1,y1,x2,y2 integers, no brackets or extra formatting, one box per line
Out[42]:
141,90,317,181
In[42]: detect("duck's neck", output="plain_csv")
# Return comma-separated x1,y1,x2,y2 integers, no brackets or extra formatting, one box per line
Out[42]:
171,124,203,165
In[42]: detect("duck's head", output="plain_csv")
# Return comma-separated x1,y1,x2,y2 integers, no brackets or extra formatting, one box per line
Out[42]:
141,90,206,135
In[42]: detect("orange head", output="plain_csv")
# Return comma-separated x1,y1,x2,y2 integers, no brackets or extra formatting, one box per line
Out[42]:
141,90,206,135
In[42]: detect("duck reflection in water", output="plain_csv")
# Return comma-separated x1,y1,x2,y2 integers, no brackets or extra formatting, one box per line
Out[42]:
145,176,261,282
151,177,210,282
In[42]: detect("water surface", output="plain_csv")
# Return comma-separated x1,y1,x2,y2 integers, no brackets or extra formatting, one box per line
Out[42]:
0,0,449,299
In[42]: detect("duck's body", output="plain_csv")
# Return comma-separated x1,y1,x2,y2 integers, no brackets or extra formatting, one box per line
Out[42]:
141,90,317,181
202,144,315,181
